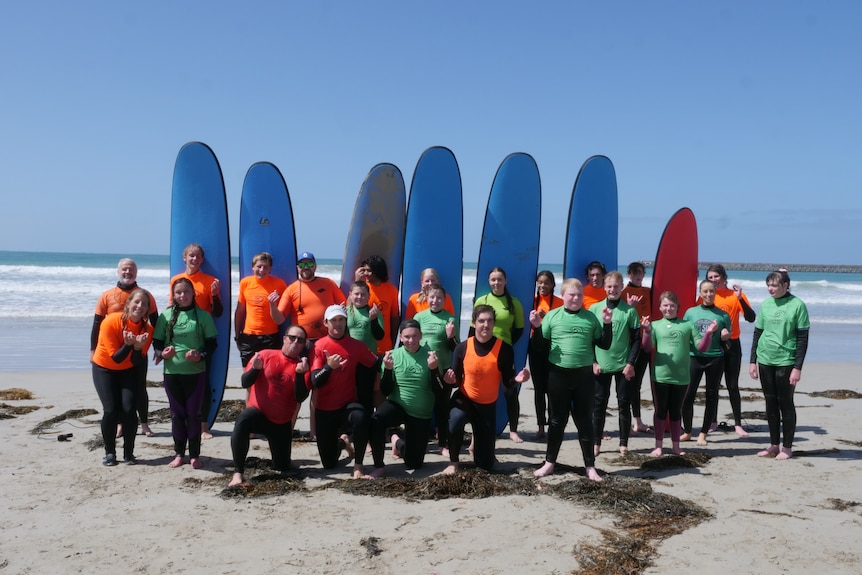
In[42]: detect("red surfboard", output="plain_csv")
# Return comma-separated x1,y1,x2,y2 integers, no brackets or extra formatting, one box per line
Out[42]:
650,208,698,319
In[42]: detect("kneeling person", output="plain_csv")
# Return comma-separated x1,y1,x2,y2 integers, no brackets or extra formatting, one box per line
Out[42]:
230,326,309,487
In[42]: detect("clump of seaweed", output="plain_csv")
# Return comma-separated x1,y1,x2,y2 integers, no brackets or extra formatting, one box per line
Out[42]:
807,389,862,400
83,436,104,451
835,438,862,448
319,470,538,501
739,410,767,420
215,399,246,423
218,457,307,499
826,498,861,511
359,536,382,557
0,388,34,400
146,379,164,388
0,403,41,416
148,408,172,424
30,409,98,434
640,452,711,471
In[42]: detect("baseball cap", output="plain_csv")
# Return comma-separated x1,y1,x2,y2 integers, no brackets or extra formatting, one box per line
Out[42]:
324,304,347,321
297,251,315,263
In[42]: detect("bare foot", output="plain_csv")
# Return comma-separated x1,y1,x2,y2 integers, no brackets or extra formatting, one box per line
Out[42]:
757,445,780,457
593,444,601,457
509,431,524,443
679,432,691,442
632,420,651,433
533,461,555,477
709,421,718,433
228,473,245,487
672,447,686,456
190,458,202,469
168,455,184,468
141,423,154,437
735,425,749,438
586,467,603,482
776,447,793,460
116,424,123,439
602,433,611,441
352,465,369,479
441,463,459,475
439,447,450,458
201,423,213,440
468,437,475,455
390,434,402,459
650,447,663,457
340,434,355,459
369,467,385,479
619,446,628,455
697,433,708,446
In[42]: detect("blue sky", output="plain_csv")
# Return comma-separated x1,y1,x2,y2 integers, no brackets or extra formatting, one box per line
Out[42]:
1,1,859,266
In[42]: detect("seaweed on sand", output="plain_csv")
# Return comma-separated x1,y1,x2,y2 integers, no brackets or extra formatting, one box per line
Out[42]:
0,388,34,400
30,409,98,434
319,470,539,501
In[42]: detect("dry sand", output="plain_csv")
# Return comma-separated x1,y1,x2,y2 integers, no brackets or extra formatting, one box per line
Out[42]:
1,363,861,574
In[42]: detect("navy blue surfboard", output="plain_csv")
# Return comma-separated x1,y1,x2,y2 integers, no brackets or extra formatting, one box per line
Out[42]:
170,142,232,428
563,155,618,279
340,163,406,297
474,153,541,435
401,146,463,323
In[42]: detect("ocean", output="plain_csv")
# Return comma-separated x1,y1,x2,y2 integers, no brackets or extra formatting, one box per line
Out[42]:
1,250,860,371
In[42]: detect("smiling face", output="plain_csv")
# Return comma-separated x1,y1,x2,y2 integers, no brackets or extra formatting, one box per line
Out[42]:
421,270,438,291
659,297,679,320
125,291,149,322
349,285,369,308
184,246,204,274
399,326,422,353
426,288,445,312
706,270,727,290
117,259,138,287
297,259,316,281
473,311,495,342
252,259,271,279
173,280,195,307
562,284,584,312
587,267,604,288
489,271,507,296
536,274,555,297
604,276,622,301
699,281,716,306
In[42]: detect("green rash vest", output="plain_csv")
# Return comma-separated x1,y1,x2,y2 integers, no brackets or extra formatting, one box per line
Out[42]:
755,294,810,367
347,305,383,353
540,306,604,369
154,307,218,375
591,299,640,372
414,308,456,371
473,292,524,345
683,305,731,357
382,344,436,419
649,318,702,385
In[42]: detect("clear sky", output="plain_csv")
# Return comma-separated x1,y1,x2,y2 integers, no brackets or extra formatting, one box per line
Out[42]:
1,1,859,266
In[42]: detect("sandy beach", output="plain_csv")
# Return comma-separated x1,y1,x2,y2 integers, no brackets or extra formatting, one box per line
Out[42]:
2,363,861,574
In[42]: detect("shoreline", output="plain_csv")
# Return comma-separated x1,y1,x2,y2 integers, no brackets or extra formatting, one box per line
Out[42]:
2,364,861,573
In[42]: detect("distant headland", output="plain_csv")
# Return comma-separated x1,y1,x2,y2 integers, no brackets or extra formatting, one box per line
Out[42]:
639,262,862,274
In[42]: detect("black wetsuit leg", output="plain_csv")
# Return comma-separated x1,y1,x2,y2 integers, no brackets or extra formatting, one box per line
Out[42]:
683,357,707,434
93,364,137,458
629,350,650,418
503,381,520,433
370,400,405,468
724,339,744,425
432,383,451,448
164,372,206,457
758,364,796,448
614,372,633,447
529,351,550,427
592,372,612,446
699,355,724,435
546,364,595,468
231,407,293,473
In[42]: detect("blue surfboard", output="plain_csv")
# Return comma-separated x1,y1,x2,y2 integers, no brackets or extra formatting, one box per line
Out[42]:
563,155,618,279
474,153,541,435
340,163,406,297
239,162,297,340
170,142,232,428
401,146,463,324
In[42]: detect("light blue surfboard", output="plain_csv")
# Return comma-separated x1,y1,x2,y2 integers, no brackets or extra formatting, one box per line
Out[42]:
401,146,463,323
474,153,541,435
239,162,297,286
563,155,618,279
170,142,232,428
340,163,406,298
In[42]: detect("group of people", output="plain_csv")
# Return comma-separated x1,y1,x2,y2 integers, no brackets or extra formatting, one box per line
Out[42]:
91,251,810,483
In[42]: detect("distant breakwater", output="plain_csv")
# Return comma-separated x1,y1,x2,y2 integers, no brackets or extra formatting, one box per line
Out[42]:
638,262,862,274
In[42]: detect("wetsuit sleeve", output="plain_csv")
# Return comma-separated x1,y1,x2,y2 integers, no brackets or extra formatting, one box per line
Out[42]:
510,326,524,346
370,318,385,341
241,368,260,389
794,329,809,370
310,365,333,388
530,326,549,361
201,336,217,359
429,366,444,390
91,315,105,351
130,348,146,367
295,371,310,402
497,343,517,388
111,344,134,365
626,327,641,365
152,338,165,354
211,295,224,318
448,342,467,387
447,336,457,351
749,327,763,363
594,323,613,350
380,369,395,396
739,296,755,323
148,311,159,329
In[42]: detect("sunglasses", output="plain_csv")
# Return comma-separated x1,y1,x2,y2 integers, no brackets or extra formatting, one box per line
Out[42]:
286,334,307,344
297,261,315,269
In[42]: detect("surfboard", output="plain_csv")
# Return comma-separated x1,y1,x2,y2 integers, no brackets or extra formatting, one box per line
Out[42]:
474,153,541,435
340,163,406,299
239,162,297,340
170,142,232,428
401,146,463,323
563,155,618,280
650,207,699,319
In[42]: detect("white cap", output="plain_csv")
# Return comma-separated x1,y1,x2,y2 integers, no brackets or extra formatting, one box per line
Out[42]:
324,304,347,321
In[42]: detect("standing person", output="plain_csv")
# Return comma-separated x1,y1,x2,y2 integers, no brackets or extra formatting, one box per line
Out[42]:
404,268,456,318
442,305,530,474
91,289,153,466
640,291,716,457
153,277,218,469
344,280,384,412
355,255,400,353
621,261,652,433
91,258,159,438
582,261,607,310
275,251,346,340
473,267,526,442
302,305,380,478
749,270,809,460
235,252,287,367
529,279,613,480
529,270,563,440
591,271,641,456
682,280,731,445
704,264,756,437
229,326,310,487
170,243,224,440
414,283,458,453
369,320,444,478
